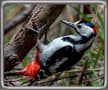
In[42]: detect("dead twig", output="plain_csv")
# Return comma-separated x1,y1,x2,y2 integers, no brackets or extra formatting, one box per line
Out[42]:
78,59,89,84
65,67,104,73
4,67,104,77
32,74,78,86
4,77,28,82
4,71,20,76
83,74,104,84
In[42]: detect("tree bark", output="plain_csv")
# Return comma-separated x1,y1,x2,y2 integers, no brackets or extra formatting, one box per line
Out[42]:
4,4,65,71
4,4,36,34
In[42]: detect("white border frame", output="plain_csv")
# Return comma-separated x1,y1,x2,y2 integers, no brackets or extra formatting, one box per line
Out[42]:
1,0,107,89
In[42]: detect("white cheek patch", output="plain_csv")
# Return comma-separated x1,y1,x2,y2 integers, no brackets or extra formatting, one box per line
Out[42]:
80,24,94,36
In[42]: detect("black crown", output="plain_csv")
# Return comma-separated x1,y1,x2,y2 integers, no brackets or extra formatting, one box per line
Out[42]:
79,20,95,28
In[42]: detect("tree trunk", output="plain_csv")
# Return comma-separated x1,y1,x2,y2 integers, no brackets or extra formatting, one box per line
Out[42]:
4,4,65,71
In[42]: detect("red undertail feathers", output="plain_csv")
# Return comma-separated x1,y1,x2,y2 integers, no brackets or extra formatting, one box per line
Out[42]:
17,50,40,78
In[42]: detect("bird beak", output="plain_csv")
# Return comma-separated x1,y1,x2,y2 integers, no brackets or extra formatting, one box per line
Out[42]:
60,20,76,30
60,20,82,36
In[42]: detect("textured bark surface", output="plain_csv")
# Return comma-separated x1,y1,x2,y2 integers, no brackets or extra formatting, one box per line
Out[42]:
4,4,36,34
4,4,65,71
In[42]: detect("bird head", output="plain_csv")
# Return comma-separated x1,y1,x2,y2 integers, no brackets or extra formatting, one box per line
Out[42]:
60,20,97,37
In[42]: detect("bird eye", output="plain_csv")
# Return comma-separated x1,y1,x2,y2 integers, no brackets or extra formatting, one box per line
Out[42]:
77,24,82,28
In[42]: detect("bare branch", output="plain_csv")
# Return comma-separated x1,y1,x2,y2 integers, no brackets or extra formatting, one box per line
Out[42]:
4,4,36,34
4,4,65,71
30,74,78,86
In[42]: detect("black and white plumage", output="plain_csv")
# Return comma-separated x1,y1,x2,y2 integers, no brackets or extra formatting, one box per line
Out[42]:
27,20,97,80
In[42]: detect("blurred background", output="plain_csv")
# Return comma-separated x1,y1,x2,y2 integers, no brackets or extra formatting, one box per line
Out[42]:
4,4,104,86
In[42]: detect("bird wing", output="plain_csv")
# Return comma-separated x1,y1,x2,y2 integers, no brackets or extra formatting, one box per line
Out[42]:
43,45,77,73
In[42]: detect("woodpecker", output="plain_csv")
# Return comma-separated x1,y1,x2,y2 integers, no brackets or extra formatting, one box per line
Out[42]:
18,20,97,80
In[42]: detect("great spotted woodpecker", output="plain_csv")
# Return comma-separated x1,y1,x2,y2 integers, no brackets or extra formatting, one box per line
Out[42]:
18,20,97,80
